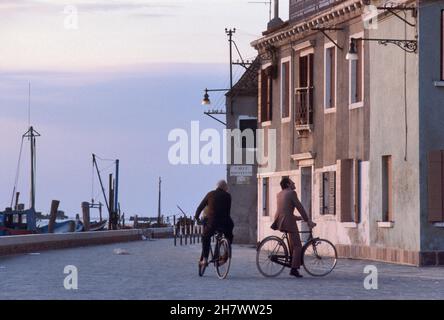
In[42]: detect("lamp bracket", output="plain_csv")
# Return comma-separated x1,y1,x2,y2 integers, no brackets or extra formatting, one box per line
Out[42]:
377,6,417,27
312,27,343,50
362,38,417,53
204,111,226,126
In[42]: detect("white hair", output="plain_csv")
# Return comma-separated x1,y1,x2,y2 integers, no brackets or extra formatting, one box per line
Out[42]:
216,180,228,191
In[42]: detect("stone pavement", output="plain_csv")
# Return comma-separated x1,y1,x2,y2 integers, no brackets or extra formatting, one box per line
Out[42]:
0,239,443,300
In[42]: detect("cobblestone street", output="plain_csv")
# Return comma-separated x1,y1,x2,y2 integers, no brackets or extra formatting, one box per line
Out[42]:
0,239,443,300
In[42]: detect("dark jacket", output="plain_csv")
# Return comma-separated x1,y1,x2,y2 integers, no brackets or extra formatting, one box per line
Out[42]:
195,188,233,229
271,189,309,233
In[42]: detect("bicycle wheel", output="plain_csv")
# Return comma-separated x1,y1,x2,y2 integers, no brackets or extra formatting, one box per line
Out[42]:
256,236,289,278
215,238,231,279
302,238,337,277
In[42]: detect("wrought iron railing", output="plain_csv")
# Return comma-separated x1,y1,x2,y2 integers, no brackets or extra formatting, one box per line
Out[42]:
289,0,347,23
295,87,314,127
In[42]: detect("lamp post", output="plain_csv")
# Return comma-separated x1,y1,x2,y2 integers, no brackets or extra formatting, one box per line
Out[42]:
201,28,253,125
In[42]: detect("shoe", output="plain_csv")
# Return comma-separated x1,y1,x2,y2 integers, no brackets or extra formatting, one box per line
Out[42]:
290,268,303,278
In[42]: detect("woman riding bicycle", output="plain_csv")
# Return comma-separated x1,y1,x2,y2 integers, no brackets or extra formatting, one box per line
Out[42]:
271,177,316,278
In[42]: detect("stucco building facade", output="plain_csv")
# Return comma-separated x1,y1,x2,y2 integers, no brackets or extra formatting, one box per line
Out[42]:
252,0,444,265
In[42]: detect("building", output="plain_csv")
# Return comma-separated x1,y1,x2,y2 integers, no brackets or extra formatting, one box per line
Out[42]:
225,59,260,245
252,0,444,265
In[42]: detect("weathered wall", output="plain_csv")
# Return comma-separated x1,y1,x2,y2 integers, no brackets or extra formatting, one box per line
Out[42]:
226,95,258,244
368,10,420,251
418,1,444,251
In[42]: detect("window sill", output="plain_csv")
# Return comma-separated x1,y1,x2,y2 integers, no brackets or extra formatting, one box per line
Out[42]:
281,117,291,123
349,102,364,110
377,221,394,228
324,107,336,114
320,214,336,221
261,121,272,127
434,81,444,87
341,222,358,228
433,222,444,228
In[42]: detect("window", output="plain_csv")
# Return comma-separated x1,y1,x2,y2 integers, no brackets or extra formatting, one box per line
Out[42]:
260,66,273,123
382,156,393,222
262,178,270,216
239,118,257,149
338,159,361,223
349,37,363,105
320,171,336,215
441,10,444,81
324,46,336,109
295,53,314,126
281,60,290,119
428,150,444,222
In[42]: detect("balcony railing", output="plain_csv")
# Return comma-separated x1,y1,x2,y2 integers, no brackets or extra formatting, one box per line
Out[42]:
289,0,347,23
294,87,314,128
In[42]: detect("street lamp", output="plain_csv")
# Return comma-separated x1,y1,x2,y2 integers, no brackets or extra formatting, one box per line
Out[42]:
201,88,230,106
346,38,359,61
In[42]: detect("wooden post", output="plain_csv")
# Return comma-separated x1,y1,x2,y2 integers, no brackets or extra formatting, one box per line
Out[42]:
185,220,188,245
48,200,60,234
81,202,90,231
134,215,139,229
180,225,183,246
173,215,177,246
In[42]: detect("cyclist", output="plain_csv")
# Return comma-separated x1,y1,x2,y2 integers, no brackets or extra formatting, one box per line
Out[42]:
195,180,234,267
271,177,316,278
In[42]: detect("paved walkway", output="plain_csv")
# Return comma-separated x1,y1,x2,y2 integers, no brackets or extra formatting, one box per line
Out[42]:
1,239,443,300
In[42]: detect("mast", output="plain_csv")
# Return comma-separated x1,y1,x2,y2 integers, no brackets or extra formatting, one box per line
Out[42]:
23,126,40,210
157,177,161,225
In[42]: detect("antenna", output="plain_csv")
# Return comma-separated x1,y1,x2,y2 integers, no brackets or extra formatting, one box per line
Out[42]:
249,0,272,21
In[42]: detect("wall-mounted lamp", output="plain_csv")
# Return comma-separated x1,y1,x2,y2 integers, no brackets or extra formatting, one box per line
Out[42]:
346,39,359,61
346,37,417,61
201,88,229,106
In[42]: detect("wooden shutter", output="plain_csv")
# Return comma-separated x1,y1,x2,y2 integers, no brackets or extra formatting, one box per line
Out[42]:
282,62,290,118
338,159,353,222
258,70,262,123
353,159,361,223
441,10,444,81
260,70,268,122
328,171,336,215
428,151,444,222
319,173,325,215
299,56,308,88
265,66,273,122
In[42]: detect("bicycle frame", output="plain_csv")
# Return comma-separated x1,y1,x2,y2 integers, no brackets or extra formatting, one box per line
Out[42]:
270,231,320,268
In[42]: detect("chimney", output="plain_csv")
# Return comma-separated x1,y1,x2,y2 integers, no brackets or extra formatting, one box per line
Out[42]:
267,0,284,31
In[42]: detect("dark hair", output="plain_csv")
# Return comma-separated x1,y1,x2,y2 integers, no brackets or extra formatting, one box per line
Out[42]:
280,177,292,190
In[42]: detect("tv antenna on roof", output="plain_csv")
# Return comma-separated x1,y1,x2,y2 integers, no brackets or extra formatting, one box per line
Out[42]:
249,0,272,21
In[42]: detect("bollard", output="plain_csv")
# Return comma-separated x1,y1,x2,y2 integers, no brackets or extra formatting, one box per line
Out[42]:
134,215,139,229
185,221,188,245
48,200,60,234
173,215,177,246
81,202,91,231
180,225,183,246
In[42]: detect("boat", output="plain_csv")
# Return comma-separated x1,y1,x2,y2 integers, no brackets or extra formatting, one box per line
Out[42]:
0,208,37,236
89,220,107,231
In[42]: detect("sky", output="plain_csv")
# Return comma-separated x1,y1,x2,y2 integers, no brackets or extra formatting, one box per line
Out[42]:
0,0,289,219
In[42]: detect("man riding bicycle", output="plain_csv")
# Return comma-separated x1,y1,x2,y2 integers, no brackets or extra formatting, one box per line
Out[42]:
195,180,234,267
271,177,316,278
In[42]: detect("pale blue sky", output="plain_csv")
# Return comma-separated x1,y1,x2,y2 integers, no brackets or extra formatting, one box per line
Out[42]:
0,1,289,218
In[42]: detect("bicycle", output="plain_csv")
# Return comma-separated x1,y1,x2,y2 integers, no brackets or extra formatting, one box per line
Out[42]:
256,229,337,277
198,230,232,280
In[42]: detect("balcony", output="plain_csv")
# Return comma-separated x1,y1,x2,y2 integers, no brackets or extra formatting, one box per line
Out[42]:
289,0,347,23
294,87,314,131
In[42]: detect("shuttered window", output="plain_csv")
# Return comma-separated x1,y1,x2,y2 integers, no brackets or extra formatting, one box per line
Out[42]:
281,61,290,119
320,171,336,215
338,159,361,223
382,156,393,222
262,177,270,216
428,151,444,222
441,10,444,81
260,67,273,123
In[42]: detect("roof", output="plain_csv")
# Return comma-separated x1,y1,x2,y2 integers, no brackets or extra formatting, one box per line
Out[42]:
226,57,260,98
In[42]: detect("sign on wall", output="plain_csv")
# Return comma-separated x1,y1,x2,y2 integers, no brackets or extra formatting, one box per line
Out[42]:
230,165,253,177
